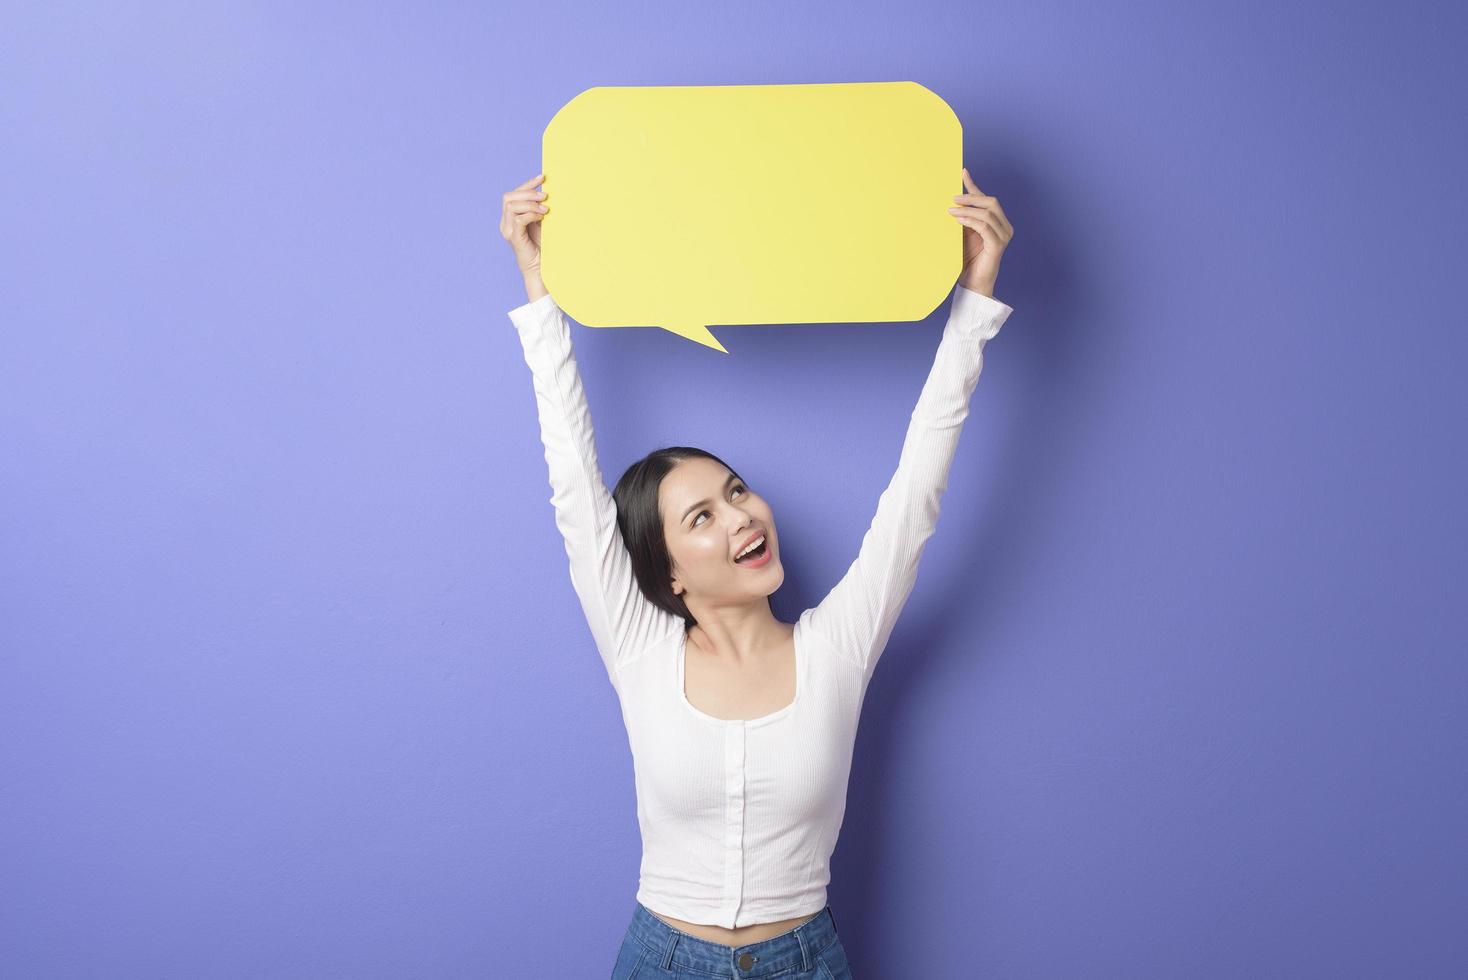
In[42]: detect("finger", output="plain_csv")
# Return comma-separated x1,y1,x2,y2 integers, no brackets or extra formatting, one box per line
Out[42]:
988,201,1012,236
513,172,545,190
973,213,1009,243
961,168,981,196
504,211,540,242
977,194,1011,235
504,188,548,204
951,193,996,208
951,198,1011,236
947,204,997,222
956,217,999,254
506,197,550,214
954,213,1002,240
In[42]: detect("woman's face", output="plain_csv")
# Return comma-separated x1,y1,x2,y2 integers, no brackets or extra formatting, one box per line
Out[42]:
660,457,783,606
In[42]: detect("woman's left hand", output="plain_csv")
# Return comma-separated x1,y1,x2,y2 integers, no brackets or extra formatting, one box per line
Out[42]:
948,167,1013,298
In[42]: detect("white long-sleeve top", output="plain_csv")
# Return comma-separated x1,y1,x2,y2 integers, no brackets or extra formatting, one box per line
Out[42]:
508,284,1012,928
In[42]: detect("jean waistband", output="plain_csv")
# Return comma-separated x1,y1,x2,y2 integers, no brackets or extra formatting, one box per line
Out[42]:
627,902,839,977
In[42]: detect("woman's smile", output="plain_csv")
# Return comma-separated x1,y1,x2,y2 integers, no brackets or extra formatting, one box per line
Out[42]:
733,534,773,567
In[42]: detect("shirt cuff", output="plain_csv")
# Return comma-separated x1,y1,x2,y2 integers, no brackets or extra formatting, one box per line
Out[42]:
507,291,557,327
951,282,1014,325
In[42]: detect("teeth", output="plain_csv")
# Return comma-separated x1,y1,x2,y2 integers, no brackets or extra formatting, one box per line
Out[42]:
735,534,766,560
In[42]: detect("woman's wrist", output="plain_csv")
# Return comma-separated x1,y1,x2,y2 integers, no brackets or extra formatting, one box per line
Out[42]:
522,268,547,302
957,273,997,298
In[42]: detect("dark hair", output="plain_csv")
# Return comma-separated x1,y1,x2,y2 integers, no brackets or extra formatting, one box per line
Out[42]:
612,446,745,630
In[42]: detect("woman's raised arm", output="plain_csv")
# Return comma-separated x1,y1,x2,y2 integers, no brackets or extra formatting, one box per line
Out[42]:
804,171,1015,684
802,283,1013,684
503,174,681,688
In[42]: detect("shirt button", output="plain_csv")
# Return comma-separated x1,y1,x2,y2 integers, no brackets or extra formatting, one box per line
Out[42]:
737,952,755,970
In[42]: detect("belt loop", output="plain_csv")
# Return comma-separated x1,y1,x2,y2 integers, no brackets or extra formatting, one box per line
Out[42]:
793,918,814,971
660,929,678,971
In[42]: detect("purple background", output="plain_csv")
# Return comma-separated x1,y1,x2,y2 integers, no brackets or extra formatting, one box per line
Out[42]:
3,2,1465,977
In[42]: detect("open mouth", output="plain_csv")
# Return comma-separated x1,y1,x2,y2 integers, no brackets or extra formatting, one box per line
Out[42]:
733,536,771,567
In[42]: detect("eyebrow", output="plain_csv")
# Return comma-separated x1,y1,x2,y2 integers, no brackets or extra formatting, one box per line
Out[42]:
680,473,740,525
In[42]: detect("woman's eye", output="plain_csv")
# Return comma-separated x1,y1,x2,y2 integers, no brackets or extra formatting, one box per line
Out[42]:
692,486,746,528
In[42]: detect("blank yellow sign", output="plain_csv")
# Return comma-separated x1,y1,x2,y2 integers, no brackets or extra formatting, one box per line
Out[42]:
538,80,965,354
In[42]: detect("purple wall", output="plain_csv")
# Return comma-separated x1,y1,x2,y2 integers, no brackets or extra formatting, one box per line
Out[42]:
3,2,1464,977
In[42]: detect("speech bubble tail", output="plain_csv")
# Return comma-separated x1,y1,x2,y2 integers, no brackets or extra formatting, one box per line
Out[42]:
661,322,729,354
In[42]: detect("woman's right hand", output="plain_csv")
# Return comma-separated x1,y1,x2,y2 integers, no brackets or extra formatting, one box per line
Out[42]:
500,172,549,276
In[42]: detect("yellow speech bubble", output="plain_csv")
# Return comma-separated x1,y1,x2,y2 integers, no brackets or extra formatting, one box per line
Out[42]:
536,81,965,353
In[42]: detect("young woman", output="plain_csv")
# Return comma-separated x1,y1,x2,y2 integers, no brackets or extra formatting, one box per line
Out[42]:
500,168,1013,979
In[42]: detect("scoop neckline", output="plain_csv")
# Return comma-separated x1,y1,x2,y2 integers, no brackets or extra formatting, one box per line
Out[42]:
676,618,803,726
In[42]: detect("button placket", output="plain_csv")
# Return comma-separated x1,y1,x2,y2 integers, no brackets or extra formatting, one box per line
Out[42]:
722,721,746,925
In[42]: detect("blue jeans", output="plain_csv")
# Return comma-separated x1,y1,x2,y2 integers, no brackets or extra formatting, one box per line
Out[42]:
611,902,854,979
